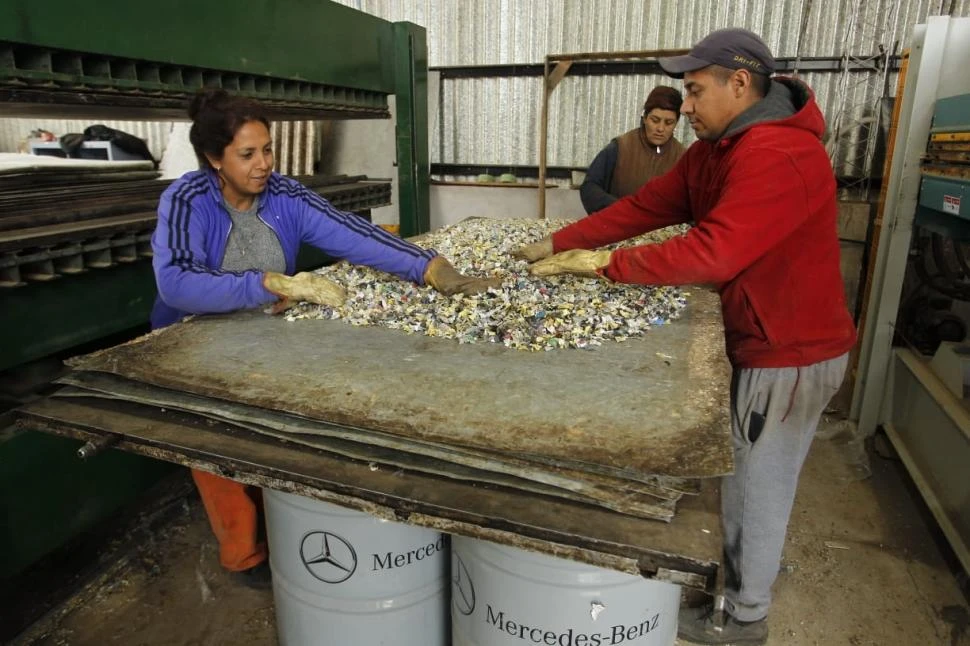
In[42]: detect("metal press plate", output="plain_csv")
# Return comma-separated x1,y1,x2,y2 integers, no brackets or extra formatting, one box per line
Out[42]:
15,396,721,590
67,287,732,479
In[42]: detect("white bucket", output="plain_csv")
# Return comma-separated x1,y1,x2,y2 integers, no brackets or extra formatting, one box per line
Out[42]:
264,489,449,646
451,535,680,646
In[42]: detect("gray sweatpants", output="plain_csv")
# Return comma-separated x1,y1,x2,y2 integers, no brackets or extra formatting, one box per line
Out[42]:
722,353,848,622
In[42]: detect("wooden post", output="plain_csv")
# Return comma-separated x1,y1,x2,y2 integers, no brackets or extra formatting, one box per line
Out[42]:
537,60,573,219
844,50,910,412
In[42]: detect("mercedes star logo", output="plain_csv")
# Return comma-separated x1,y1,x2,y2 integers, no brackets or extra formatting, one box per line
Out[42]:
300,531,358,584
451,551,476,616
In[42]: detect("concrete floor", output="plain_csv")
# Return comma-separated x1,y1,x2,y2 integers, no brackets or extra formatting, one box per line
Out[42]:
11,422,970,646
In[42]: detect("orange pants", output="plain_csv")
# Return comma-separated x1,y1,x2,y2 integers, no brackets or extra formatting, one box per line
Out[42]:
191,469,268,572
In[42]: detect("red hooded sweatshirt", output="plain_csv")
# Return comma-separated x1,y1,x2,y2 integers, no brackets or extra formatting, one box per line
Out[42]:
553,78,856,368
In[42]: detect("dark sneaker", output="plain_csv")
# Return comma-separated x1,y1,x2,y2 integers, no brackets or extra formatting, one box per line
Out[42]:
678,604,768,645
232,560,272,590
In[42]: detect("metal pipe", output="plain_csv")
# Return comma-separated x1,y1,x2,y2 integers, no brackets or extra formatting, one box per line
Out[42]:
77,433,121,460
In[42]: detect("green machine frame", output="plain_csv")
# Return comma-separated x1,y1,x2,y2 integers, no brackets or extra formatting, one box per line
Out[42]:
0,0,429,579
0,0,430,371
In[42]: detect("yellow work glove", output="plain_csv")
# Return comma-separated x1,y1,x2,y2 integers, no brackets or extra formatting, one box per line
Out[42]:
263,271,347,314
512,236,554,262
528,249,613,279
423,256,502,296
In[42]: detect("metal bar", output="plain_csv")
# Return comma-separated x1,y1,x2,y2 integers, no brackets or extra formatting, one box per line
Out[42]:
790,0,814,77
77,433,121,460
432,56,904,79
0,86,389,120
538,57,550,219
0,178,383,228
548,48,691,62
0,181,391,258
394,22,430,237
431,163,581,179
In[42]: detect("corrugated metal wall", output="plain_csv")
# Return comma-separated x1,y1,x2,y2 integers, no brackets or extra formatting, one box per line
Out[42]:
339,0,970,171
269,121,318,176
2,0,967,175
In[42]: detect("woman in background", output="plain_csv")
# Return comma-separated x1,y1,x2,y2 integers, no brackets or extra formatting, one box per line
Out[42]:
580,85,686,214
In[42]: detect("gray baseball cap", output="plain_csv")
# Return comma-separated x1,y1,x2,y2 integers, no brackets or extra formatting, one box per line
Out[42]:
659,28,775,79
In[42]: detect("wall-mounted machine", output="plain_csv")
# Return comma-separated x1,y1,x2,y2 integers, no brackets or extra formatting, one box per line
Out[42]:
853,16,970,580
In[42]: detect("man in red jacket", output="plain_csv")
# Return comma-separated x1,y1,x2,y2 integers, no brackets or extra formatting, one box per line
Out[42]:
516,28,856,645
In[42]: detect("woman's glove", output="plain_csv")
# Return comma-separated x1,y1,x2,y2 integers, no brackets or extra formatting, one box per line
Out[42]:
263,271,347,313
423,256,502,296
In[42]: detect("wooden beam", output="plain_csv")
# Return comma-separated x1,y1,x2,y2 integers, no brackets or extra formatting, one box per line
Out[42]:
845,50,910,410
546,60,573,92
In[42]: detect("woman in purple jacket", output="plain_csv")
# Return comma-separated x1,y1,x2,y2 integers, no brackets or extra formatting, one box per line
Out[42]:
150,89,496,586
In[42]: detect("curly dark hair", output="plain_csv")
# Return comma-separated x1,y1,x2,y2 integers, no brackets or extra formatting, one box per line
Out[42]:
188,89,270,169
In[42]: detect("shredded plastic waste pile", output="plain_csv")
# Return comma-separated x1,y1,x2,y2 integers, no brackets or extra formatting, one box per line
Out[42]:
284,218,689,351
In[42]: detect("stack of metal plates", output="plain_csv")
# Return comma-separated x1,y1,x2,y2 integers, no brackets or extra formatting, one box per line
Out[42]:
44,282,731,523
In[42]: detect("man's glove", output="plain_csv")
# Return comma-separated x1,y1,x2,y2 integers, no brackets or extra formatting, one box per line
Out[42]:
423,256,502,296
512,237,554,262
528,249,613,279
263,271,347,314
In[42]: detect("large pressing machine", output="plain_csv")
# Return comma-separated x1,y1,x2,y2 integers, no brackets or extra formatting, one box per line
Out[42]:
1,0,730,618
0,0,430,580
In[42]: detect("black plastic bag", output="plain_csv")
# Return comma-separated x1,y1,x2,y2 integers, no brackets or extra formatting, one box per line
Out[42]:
58,132,86,157
58,125,158,168
84,125,158,168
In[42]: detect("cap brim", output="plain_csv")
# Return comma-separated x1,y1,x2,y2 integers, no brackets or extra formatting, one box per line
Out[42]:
658,54,712,79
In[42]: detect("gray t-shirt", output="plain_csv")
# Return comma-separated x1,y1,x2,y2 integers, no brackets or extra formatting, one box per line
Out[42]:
219,197,286,273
